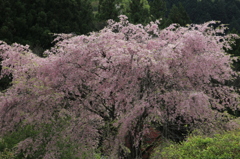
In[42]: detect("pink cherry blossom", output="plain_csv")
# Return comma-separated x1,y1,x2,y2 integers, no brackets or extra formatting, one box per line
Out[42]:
0,15,239,158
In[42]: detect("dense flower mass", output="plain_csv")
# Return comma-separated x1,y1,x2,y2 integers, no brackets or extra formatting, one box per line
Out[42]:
0,16,239,158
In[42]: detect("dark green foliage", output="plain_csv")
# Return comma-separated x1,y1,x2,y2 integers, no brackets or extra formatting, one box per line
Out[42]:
226,31,240,92
228,32,240,70
148,0,167,28
152,129,240,159
166,3,191,26
129,0,150,24
0,120,97,159
95,0,119,30
211,0,228,23
149,0,166,19
1,0,240,51
0,0,94,56
0,55,12,92
0,75,12,92
176,0,240,31
0,125,39,158
147,0,240,31
97,0,119,21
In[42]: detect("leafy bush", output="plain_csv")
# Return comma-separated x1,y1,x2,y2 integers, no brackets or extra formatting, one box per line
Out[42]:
151,129,240,159
0,122,98,159
0,125,38,158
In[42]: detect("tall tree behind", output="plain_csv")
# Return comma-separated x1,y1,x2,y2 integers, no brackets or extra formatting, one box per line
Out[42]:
226,0,240,31
97,0,119,21
186,0,212,24
148,0,167,22
210,0,228,23
129,0,150,24
166,2,191,26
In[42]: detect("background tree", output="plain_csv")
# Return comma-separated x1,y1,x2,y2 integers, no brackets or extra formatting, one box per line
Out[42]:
198,0,213,23
226,0,240,26
148,0,167,26
1,0,240,50
166,3,191,26
97,0,119,21
0,0,94,56
129,0,151,24
210,0,228,24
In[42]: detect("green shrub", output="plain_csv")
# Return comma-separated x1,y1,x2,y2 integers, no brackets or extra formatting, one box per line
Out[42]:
0,147,16,159
0,122,100,159
151,129,240,159
0,125,38,159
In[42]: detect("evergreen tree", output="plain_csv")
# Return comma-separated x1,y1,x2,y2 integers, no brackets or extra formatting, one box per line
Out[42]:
0,1,14,44
148,0,167,21
0,0,94,56
211,0,228,23
129,0,150,24
167,3,191,26
181,0,198,20
186,0,212,23
97,0,119,21
226,1,240,31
